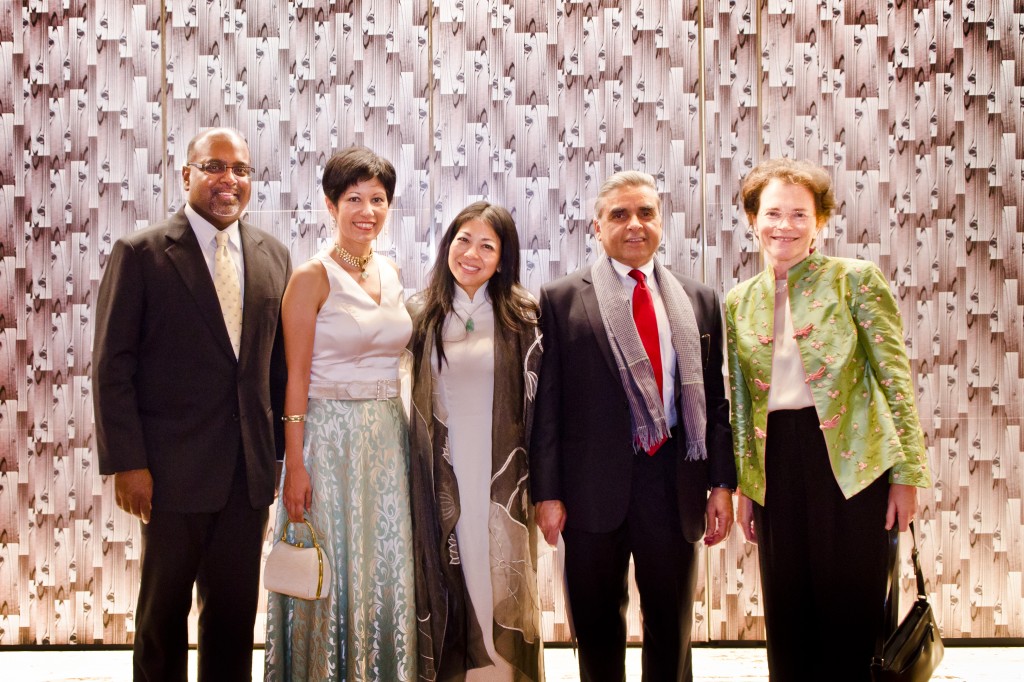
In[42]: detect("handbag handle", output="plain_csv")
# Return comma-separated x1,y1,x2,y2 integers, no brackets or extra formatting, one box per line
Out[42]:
279,519,327,598
280,518,323,549
908,522,926,599
874,521,926,663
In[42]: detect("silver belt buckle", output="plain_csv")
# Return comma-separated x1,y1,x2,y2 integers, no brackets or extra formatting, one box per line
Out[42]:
376,379,389,401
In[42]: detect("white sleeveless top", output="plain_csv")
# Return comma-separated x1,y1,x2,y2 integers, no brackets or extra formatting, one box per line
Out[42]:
308,248,412,399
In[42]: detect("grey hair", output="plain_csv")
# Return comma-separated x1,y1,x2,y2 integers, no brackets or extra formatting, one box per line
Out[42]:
594,170,660,218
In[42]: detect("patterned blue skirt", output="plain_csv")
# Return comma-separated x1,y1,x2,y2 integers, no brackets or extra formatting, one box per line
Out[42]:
265,397,416,681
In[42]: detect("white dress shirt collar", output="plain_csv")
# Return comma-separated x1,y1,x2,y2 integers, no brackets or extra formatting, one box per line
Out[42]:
185,203,241,251
608,257,657,289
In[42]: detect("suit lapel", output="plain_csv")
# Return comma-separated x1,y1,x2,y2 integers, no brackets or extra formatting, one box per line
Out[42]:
579,270,620,378
164,211,237,361
677,277,707,336
239,222,272,363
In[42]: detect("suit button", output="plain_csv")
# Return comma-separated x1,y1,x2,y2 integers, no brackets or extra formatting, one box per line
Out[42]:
232,413,240,421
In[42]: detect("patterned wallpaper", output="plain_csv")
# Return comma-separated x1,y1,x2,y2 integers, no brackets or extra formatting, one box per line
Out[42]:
1,0,1021,646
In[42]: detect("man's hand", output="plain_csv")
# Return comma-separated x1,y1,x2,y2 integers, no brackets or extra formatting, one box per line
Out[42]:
885,483,918,532
114,468,154,524
703,487,734,546
736,492,756,544
536,500,566,547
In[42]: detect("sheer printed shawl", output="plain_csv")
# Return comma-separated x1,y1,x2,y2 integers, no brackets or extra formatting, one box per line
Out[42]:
407,294,544,682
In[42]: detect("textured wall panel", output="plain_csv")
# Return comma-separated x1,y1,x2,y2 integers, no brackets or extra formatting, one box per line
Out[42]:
1,0,1021,647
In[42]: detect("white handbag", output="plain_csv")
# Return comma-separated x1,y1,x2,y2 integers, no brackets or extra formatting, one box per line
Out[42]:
263,519,332,600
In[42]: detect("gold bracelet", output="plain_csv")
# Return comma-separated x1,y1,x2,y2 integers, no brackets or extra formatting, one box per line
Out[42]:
281,414,306,423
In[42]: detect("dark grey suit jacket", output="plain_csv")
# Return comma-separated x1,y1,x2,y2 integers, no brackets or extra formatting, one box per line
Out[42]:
529,264,736,543
93,209,291,512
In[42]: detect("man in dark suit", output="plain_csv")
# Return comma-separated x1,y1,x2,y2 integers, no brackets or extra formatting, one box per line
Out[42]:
530,171,736,682
93,127,291,681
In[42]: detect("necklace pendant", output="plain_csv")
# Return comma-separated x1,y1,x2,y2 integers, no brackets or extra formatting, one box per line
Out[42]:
360,270,370,280
465,317,475,333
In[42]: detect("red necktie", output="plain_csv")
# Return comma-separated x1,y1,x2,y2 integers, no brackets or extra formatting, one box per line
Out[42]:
629,269,665,454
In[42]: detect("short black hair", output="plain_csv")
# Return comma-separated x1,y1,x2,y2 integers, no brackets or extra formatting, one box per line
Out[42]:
321,147,397,204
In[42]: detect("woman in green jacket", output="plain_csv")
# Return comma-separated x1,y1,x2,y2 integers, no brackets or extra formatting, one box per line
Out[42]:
726,159,931,681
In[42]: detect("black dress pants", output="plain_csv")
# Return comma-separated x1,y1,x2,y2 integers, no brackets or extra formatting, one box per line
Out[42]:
133,462,269,682
562,436,698,682
753,407,897,682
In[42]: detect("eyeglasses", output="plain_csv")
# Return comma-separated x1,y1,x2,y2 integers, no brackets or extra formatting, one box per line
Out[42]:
186,161,257,178
758,210,815,228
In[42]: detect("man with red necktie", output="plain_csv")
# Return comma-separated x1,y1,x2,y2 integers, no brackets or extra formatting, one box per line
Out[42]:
530,170,736,682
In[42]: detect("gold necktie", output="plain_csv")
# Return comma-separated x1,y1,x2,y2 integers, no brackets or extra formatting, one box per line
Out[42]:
214,231,242,357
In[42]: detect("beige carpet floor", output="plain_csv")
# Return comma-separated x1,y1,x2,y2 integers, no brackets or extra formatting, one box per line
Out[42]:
0,646,1021,681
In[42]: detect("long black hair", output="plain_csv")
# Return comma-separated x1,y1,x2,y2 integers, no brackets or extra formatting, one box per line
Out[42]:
412,201,538,371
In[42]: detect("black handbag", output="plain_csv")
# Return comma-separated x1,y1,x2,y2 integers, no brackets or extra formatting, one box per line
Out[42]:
870,522,944,682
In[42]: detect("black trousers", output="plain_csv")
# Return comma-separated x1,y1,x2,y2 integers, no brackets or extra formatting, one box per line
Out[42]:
133,462,269,682
753,407,897,682
562,436,698,682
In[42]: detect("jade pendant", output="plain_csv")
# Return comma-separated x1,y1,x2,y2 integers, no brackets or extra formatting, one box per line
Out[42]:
465,317,475,332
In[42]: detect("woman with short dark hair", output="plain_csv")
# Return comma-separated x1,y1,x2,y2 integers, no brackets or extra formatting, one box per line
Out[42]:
265,146,416,680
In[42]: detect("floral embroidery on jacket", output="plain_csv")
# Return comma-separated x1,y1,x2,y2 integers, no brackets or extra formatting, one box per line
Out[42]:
820,414,841,429
805,366,826,382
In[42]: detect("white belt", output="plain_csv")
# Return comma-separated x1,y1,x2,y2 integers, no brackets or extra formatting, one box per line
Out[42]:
309,379,399,401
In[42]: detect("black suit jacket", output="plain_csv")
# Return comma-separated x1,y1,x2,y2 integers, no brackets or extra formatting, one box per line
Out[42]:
93,209,291,512
529,264,735,543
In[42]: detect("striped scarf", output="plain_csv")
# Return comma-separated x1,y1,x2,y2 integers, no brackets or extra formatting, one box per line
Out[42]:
591,257,707,460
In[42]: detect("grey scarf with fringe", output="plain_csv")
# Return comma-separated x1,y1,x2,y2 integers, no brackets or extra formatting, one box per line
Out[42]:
591,257,707,460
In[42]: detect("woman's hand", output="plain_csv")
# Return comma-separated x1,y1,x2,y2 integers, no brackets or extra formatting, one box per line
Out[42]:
885,483,917,531
282,464,313,523
736,492,757,544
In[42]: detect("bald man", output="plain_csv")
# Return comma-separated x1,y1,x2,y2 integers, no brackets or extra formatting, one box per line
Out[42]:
94,128,291,681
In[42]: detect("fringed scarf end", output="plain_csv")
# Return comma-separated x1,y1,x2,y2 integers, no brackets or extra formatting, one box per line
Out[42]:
634,421,670,452
685,440,708,462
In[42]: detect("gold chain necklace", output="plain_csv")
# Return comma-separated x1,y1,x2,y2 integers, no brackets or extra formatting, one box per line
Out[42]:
334,243,373,280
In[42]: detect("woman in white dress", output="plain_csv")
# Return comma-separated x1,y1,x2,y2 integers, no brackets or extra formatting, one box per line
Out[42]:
407,202,544,681
265,147,416,681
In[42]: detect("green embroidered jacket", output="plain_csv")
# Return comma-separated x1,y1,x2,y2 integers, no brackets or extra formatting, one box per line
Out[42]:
725,251,932,505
